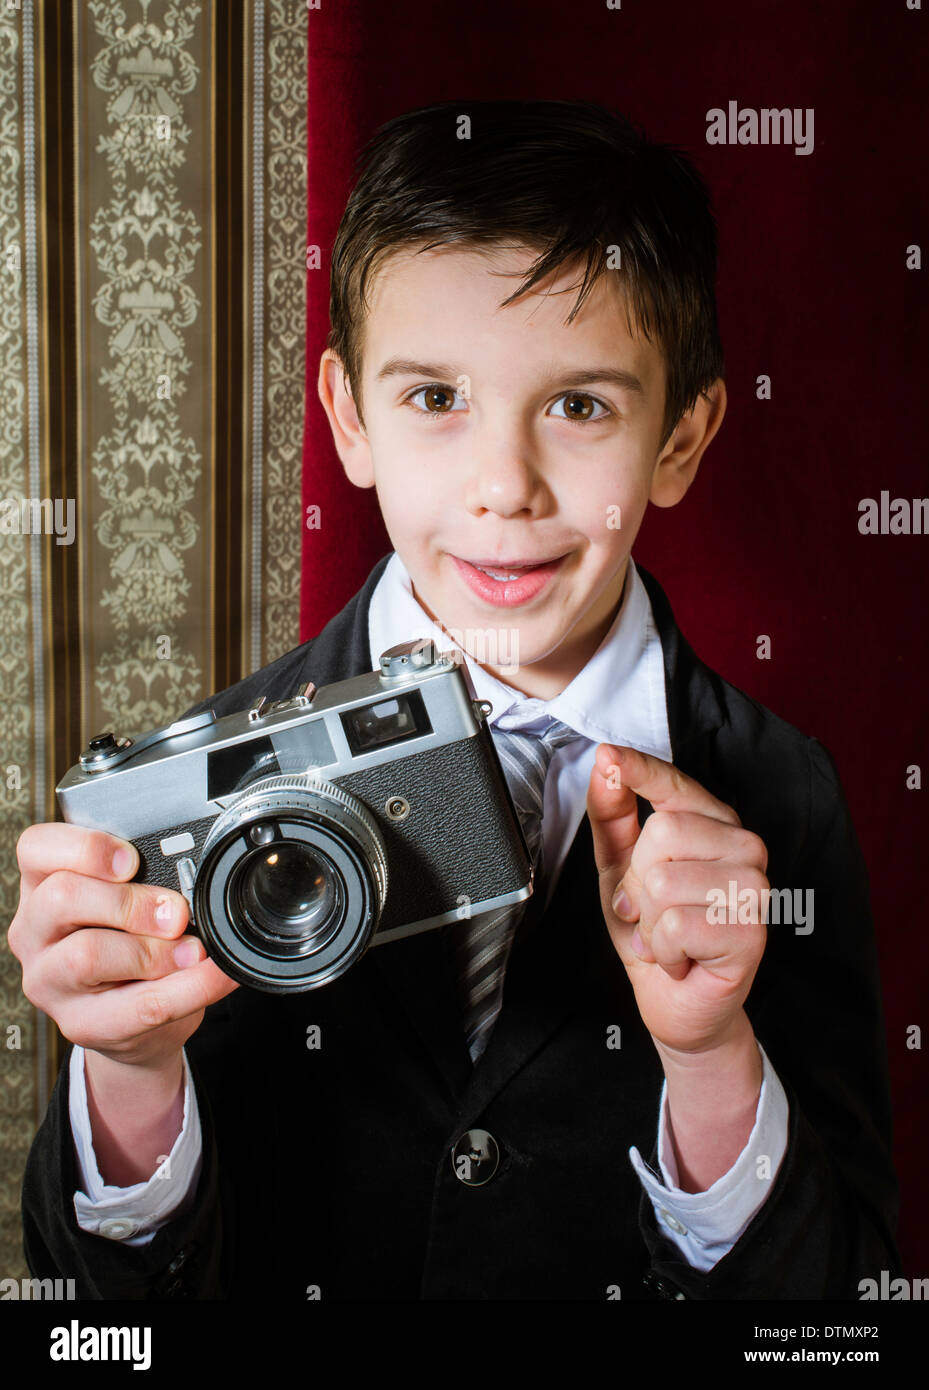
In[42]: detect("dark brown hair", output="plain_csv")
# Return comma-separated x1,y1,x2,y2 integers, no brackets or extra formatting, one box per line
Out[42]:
327,99,725,448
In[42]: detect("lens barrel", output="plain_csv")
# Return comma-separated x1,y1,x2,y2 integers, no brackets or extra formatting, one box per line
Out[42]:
192,775,388,992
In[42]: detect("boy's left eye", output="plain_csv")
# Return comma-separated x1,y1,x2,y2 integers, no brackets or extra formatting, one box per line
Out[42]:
405,386,611,421
548,393,611,423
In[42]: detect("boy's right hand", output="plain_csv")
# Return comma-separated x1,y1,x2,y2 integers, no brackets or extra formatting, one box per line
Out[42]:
8,823,240,1072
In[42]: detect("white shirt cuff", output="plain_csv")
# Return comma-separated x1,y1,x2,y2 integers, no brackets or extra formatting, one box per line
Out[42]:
70,1044,203,1247
628,1041,789,1271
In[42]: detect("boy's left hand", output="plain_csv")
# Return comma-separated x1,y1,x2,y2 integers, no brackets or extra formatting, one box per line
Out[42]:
587,744,769,1055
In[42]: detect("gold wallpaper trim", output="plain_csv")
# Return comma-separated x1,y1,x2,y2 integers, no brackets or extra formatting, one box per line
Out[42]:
77,0,209,732
260,0,305,667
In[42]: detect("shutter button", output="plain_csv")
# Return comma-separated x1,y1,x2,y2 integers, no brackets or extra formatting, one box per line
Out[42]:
451,1128,500,1186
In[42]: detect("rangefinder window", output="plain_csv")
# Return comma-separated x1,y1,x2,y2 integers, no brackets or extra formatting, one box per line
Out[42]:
341,690,431,756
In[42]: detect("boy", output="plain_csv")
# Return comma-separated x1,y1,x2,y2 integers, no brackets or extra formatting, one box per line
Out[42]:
11,99,899,1299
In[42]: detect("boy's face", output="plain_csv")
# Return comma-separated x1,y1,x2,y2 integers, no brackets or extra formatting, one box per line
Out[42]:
319,244,724,698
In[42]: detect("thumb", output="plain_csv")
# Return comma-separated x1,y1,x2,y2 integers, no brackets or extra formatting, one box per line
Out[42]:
587,744,643,919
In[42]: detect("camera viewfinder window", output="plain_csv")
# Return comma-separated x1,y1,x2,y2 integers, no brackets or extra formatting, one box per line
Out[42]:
341,689,431,756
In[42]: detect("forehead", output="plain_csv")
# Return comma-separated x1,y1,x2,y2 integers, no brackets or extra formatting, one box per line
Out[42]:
361,242,664,387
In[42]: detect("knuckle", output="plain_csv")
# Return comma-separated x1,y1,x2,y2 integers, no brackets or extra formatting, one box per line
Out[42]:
19,963,42,1008
6,913,23,960
743,830,768,871
133,935,161,978
644,863,672,902
40,871,78,922
135,989,172,1031
660,905,687,939
118,880,143,928
61,933,99,985
645,811,675,850
745,867,769,896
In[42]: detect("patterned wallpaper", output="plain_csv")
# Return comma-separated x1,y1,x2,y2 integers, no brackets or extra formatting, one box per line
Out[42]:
0,0,307,1279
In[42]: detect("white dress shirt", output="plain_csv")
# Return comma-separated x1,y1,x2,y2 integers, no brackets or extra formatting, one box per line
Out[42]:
69,550,788,1269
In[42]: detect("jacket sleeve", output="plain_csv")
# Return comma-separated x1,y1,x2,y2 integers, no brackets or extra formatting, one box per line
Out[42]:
21,1036,233,1300
638,735,901,1300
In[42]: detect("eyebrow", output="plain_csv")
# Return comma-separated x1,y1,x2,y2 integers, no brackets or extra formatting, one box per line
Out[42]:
374,358,645,395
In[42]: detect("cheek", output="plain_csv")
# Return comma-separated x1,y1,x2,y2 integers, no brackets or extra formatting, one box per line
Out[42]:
372,468,439,548
575,477,648,552
388,442,456,514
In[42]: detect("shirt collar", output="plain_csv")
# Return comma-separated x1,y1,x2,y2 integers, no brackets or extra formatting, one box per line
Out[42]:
367,552,672,760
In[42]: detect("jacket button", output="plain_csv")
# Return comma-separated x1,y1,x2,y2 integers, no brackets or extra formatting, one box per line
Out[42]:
642,1270,686,1300
451,1128,500,1186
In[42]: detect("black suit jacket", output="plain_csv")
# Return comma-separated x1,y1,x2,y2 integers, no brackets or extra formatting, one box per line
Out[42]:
21,556,901,1299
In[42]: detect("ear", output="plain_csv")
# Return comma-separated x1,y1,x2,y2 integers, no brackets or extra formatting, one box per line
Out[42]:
649,378,727,508
316,349,375,488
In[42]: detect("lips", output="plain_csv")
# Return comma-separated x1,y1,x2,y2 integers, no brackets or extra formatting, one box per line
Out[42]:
451,553,566,607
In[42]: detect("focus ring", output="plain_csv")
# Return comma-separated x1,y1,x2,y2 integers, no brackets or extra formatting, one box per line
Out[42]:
199,773,388,907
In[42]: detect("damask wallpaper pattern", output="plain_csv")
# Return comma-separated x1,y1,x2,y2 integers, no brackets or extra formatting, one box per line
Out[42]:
0,0,307,1277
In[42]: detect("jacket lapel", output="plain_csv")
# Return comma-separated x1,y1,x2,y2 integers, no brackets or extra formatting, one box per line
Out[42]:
448,811,613,1124
636,564,733,798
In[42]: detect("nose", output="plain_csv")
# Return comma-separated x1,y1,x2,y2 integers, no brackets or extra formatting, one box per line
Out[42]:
463,431,547,519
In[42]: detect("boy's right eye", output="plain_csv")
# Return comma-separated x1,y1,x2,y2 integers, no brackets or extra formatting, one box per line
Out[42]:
405,385,467,416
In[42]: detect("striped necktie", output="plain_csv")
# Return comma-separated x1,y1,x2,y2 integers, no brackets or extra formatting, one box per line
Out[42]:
448,717,582,1064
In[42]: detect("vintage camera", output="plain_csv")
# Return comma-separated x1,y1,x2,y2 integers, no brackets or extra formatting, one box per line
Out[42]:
56,640,532,993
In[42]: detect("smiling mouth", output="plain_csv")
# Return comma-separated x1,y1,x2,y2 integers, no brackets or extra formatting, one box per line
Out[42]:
448,552,569,608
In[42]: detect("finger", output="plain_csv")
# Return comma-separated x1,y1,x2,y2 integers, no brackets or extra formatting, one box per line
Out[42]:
606,747,740,827
16,823,141,903
633,861,771,940
644,904,766,984
634,811,767,876
56,959,239,1052
43,928,207,996
20,869,188,959
587,744,642,880
615,822,768,922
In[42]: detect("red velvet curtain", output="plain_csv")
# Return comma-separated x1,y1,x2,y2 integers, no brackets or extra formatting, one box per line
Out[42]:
303,0,927,1274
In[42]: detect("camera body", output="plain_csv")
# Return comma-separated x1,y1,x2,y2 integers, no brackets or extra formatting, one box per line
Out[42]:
56,639,533,993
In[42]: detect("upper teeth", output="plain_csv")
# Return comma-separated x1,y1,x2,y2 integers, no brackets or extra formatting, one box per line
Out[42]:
479,567,523,581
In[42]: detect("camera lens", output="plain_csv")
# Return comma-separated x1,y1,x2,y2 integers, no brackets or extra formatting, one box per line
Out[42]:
244,843,333,928
234,842,341,947
192,774,388,992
